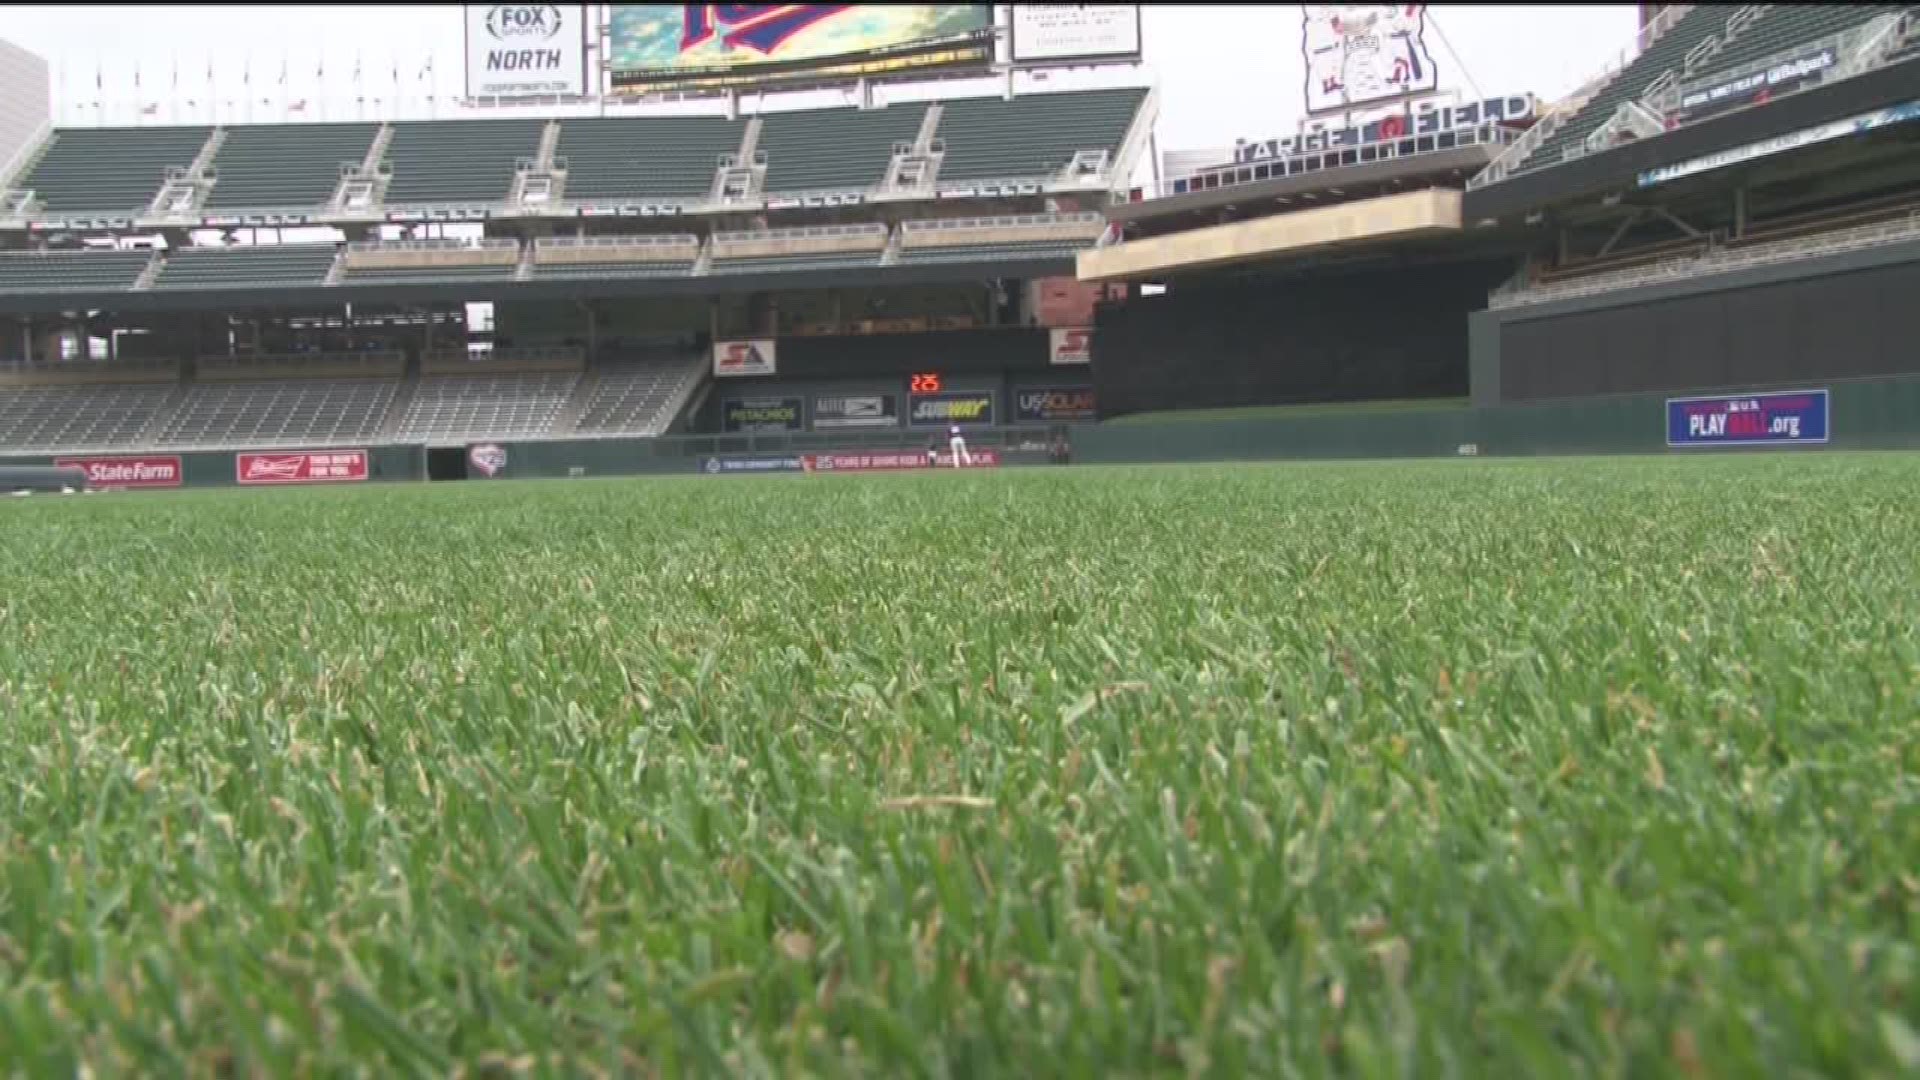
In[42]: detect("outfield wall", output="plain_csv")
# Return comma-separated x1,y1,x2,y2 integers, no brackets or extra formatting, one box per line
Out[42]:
1472,241,1920,406
1073,374,1920,462
7,375,1919,488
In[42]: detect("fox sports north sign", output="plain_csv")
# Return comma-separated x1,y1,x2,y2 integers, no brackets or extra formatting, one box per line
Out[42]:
465,4,589,98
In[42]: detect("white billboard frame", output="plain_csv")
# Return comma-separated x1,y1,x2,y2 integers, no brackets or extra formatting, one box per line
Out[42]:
464,3,591,100
1008,5,1143,65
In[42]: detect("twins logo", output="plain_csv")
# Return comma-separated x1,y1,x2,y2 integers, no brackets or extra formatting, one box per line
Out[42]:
679,5,853,56
469,443,508,477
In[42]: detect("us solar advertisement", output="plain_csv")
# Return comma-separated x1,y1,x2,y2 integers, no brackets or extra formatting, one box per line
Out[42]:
607,5,993,92
1666,389,1829,448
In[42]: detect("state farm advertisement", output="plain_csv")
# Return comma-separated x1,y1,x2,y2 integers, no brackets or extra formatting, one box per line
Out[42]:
236,449,370,485
53,455,183,488
803,449,1000,472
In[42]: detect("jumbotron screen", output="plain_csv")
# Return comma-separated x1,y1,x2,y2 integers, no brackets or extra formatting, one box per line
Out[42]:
607,4,994,92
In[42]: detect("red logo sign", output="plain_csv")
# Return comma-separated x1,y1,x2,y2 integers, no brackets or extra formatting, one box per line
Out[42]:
802,449,1000,473
235,450,370,485
53,455,183,488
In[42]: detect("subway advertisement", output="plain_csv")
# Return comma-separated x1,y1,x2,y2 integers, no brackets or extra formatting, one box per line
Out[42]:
607,5,993,92
909,391,995,427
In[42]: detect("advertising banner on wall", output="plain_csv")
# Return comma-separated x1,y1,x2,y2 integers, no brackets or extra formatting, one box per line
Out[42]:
1666,389,1829,447
1015,386,1096,423
468,443,508,477
236,450,370,485
465,4,590,99
1672,48,1835,125
700,455,807,475
713,339,777,377
1302,4,1439,116
52,455,183,489
607,5,993,92
909,391,995,427
812,393,899,429
1010,5,1142,63
723,396,805,433
803,449,1001,472
1049,327,1092,365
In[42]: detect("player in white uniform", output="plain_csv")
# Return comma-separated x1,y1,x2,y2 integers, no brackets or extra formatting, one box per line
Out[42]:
947,423,972,468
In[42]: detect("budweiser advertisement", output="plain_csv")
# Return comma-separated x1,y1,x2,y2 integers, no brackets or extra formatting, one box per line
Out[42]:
53,455,183,489
236,449,371,485
803,449,1000,472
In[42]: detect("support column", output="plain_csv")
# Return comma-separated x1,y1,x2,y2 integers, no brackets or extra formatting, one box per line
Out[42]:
1733,185,1748,240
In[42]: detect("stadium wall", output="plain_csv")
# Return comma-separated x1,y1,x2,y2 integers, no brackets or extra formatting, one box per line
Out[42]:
1071,373,1920,462
0,445,424,487
1091,261,1511,417
1470,240,1920,405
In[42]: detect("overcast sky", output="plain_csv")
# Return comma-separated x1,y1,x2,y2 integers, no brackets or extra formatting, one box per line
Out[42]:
4,4,1641,151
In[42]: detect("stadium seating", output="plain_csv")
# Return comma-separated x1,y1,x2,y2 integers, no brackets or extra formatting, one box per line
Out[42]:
382,119,545,205
152,244,338,290
1687,4,1907,82
204,123,381,210
17,126,212,213
340,264,518,286
531,259,695,280
709,253,885,275
392,372,579,442
151,378,399,447
932,88,1145,181
896,241,1086,265
1509,6,1741,175
0,249,151,293
0,383,175,450
757,104,928,193
556,116,745,202
571,356,705,436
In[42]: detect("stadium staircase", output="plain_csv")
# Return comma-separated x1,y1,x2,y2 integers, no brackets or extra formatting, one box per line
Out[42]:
131,250,163,291
133,382,191,447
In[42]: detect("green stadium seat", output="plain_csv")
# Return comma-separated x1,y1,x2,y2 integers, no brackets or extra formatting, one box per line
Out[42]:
757,104,927,194
556,115,745,202
204,123,382,210
152,244,338,290
383,119,545,205
21,126,212,214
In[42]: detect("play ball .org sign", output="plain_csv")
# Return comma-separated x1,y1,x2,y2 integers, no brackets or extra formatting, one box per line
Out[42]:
1666,389,1829,448
469,443,508,477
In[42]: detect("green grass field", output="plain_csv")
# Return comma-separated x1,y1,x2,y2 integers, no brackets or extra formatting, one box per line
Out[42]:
3,457,1918,1076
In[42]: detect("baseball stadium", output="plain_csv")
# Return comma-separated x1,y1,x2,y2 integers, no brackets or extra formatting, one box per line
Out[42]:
4,3,1920,1072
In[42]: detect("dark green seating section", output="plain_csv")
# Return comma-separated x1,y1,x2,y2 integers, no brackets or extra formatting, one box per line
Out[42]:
758,104,927,193
532,260,696,280
708,253,883,275
1690,4,1905,82
21,126,212,213
1513,6,1739,175
896,241,1087,265
0,249,149,293
933,88,1145,181
341,264,518,286
205,123,380,209
556,116,744,201
383,119,544,204
152,244,337,290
